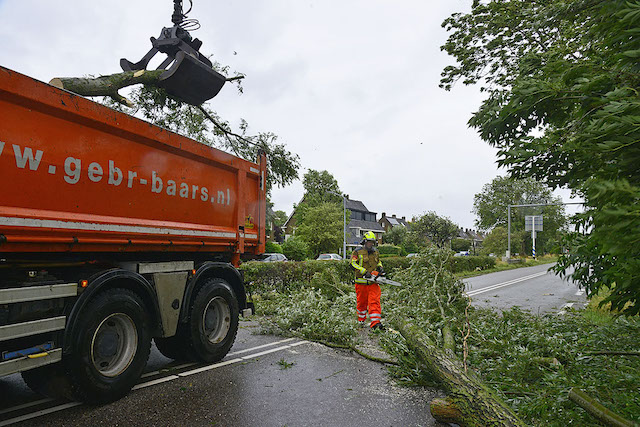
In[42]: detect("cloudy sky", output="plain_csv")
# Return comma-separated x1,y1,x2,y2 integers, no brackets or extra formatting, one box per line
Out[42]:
0,0,581,228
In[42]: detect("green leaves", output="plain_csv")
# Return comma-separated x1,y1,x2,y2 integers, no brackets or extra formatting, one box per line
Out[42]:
443,0,640,311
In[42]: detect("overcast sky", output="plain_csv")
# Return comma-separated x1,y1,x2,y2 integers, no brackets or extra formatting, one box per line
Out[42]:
0,0,581,228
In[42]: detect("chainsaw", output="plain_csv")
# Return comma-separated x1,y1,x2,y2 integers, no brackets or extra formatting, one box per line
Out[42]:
364,271,402,287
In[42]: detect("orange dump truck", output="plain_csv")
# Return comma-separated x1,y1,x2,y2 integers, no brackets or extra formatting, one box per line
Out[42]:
0,66,265,402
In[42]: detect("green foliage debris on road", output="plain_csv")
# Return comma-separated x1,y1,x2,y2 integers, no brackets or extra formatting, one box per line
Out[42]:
247,249,639,426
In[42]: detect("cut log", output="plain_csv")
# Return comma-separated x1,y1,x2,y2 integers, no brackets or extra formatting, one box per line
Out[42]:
395,320,524,427
568,388,637,427
50,70,164,106
49,70,244,107
430,398,464,424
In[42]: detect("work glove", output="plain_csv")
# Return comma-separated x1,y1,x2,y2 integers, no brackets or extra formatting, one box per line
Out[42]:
376,266,385,276
364,271,372,279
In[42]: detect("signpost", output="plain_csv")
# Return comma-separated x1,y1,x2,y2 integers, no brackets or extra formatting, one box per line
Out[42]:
525,215,543,258
505,202,582,260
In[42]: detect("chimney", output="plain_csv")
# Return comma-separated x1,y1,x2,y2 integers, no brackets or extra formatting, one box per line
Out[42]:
392,214,396,218
402,216,406,220
382,212,386,218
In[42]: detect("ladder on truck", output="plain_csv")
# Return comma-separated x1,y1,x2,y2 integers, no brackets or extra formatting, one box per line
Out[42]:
0,283,77,376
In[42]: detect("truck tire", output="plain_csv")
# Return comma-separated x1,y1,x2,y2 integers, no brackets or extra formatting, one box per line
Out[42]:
66,288,151,403
185,278,239,363
154,334,187,361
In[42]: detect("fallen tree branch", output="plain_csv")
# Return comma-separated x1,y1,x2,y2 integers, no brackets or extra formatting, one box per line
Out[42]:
49,70,164,107
225,75,245,82
395,320,524,427
568,388,637,427
314,339,399,365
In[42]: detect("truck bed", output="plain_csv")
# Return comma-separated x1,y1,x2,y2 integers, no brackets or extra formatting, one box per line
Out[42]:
0,67,266,257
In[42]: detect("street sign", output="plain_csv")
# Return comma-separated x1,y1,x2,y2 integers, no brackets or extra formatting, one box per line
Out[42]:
525,215,543,231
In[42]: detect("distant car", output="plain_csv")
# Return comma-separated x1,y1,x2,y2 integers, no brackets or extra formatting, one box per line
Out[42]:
406,253,418,258
257,253,288,262
317,253,342,260
453,251,470,257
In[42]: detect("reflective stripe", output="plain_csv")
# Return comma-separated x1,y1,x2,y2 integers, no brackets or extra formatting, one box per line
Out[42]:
369,314,381,319
357,310,367,314
355,279,368,284
350,255,366,274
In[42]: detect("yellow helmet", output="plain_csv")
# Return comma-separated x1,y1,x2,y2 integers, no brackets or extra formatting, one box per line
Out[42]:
361,231,376,244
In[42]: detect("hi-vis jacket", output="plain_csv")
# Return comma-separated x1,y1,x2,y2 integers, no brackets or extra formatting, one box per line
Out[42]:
350,246,383,284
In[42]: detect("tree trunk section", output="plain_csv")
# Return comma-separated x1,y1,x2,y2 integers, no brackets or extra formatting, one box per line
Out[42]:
49,70,165,106
430,398,464,423
568,388,637,427
395,320,524,427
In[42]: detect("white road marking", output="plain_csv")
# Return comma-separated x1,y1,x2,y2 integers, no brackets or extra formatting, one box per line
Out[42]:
227,338,296,356
466,271,548,297
0,402,81,427
141,362,196,379
142,338,296,379
241,344,294,360
178,359,243,377
0,398,52,416
0,340,310,426
132,375,179,390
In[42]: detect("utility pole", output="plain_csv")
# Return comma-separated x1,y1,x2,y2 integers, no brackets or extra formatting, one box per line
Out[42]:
328,190,347,259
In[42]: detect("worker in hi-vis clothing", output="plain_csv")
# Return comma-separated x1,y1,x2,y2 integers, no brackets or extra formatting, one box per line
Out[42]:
350,231,385,330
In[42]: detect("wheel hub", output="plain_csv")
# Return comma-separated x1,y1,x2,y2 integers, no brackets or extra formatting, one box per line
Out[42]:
203,296,231,344
90,313,138,377
95,329,119,358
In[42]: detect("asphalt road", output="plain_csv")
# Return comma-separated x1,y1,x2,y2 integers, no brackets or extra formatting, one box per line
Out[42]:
0,321,442,427
463,263,587,314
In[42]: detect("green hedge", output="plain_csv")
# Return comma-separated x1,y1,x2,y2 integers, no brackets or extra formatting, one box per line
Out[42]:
449,256,496,273
240,255,494,295
378,244,403,255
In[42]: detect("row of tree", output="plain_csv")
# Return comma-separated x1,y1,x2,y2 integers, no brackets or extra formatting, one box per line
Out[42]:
271,169,570,260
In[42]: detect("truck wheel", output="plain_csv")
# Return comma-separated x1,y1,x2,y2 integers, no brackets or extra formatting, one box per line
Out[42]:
186,278,239,363
66,288,151,403
154,334,187,361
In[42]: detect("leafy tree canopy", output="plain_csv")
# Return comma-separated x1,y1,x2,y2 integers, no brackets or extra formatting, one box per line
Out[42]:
295,169,347,223
272,210,288,228
473,176,566,254
383,225,408,246
281,236,309,261
442,0,640,313
295,202,345,258
410,211,460,248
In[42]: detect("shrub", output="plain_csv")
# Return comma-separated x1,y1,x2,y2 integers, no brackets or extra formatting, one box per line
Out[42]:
378,244,403,256
265,241,283,253
281,237,309,261
449,256,496,273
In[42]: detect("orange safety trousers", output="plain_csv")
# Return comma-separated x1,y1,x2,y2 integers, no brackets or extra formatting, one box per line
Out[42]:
355,282,382,327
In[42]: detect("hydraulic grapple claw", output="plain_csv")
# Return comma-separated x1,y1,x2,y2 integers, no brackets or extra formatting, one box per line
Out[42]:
119,0,226,105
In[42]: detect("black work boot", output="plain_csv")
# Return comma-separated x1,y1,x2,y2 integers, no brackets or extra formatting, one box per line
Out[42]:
371,323,385,331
